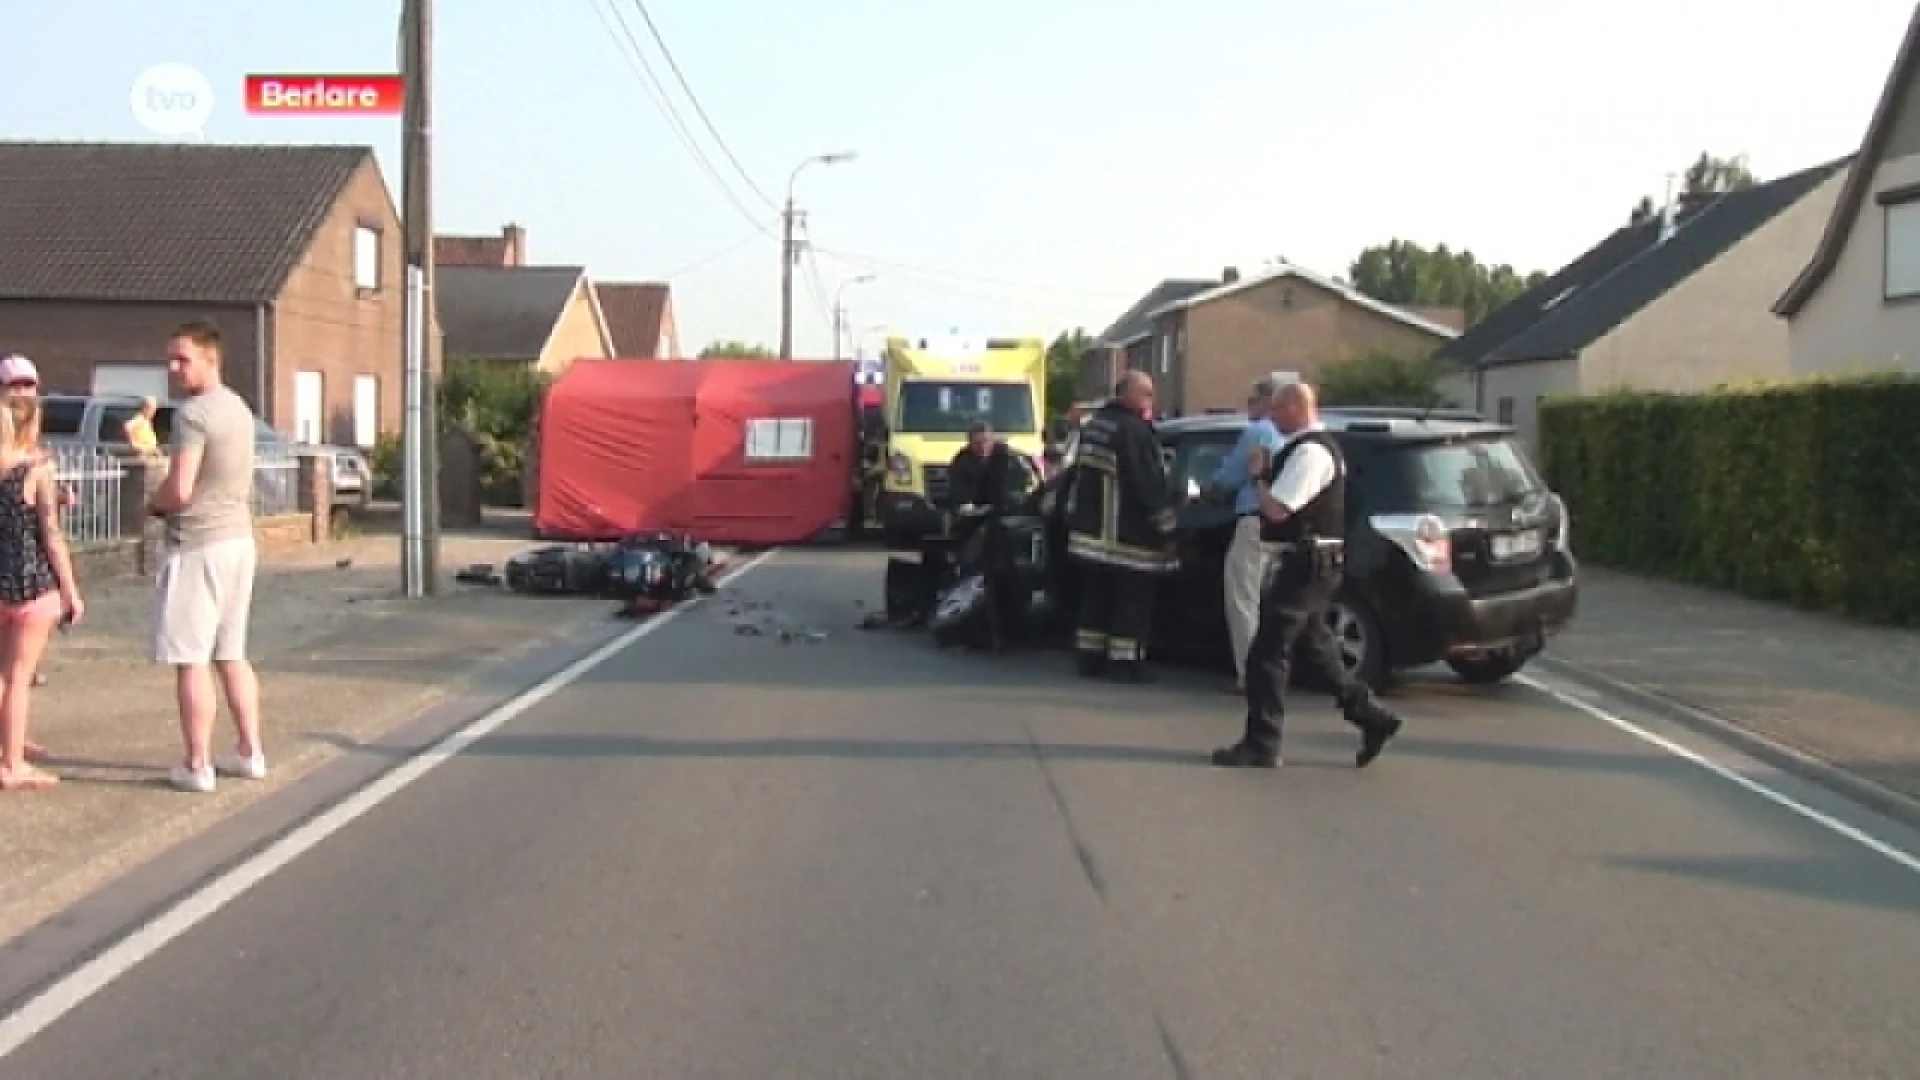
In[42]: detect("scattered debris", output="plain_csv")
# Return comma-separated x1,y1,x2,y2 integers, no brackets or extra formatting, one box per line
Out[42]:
454,563,501,587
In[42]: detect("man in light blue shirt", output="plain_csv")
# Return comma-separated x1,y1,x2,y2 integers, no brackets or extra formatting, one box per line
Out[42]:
1209,374,1287,692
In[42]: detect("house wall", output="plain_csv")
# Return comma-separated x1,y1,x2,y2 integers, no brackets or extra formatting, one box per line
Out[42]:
1788,151,1920,376
0,299,260,406
1581,170,1843,391
1437,369,1476,411
1474,357,1580,456
536,279,613,374
657,300,681,360
272,155,406,445
1174,276,1453,413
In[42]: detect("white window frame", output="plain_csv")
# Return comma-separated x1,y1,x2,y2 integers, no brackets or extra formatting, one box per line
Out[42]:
353,225,380,291
1885,199,1920,300
294,370,324,444
744,417,814,462
352,374,379,448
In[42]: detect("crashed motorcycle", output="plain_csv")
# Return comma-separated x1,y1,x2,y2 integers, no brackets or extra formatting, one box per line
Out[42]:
603,531,721,616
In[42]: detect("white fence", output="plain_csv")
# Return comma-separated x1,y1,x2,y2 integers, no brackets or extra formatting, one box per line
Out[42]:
51,446,127,547
253,445,301,518
48,444,305,548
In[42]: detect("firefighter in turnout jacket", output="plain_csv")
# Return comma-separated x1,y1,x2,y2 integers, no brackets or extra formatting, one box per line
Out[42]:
1064,371,1177,682
1211,381,1404,769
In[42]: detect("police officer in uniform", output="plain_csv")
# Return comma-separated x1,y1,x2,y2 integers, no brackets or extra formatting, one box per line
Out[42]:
1212,381,1404,769
1064,370,1176,682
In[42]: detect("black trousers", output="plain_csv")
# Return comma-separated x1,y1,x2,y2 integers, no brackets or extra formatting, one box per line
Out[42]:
1073,560,1157,667
1241,560,1376,754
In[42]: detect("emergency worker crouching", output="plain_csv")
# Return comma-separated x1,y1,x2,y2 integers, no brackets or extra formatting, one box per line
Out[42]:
1063,371,1176,683
1211,381,1403,769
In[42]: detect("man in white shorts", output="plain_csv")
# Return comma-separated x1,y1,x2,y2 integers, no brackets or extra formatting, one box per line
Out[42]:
146,320,264,793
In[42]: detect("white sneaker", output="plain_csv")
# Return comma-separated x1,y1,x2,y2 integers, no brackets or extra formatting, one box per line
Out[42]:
169,764,216,793
215,750,267,780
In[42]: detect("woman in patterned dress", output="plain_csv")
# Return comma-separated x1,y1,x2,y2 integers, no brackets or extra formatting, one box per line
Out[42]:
0,395,84,791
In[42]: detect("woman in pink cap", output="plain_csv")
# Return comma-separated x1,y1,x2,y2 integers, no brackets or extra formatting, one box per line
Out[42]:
1,355,70,757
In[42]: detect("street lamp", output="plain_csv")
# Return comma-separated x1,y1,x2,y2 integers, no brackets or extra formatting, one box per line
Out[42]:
832,273,876,362
780,149,858,361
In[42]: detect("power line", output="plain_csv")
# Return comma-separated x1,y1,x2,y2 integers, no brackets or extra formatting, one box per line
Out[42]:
587,0,771,236
627,0,779,214
662,223,778,278
809,244,1135,300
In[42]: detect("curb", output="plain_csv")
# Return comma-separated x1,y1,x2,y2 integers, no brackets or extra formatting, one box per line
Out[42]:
1534,652,1920,833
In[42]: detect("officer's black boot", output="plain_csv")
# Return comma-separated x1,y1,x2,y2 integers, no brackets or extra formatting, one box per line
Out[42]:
1338,687,1403,768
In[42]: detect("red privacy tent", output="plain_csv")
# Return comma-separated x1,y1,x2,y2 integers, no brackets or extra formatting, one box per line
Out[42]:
534,359,858,546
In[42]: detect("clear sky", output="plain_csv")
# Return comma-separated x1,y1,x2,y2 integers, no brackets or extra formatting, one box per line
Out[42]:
2,0,1912,359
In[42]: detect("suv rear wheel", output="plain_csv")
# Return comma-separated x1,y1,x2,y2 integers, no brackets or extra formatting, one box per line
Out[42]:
1323,593,1388,691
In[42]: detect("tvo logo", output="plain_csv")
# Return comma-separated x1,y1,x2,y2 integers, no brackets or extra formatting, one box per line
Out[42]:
129,63,215,138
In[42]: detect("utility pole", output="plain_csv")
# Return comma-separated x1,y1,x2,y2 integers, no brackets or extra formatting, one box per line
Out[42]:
830,272,873,365
400,0,441,595
778,198,796,361
779,150,857,363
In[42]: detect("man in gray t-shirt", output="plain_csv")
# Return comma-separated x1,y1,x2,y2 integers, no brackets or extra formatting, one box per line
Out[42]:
147,319,267,794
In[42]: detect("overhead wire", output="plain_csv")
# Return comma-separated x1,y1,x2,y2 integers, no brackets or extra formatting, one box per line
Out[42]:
586,0,773,237
662,223,777,278
626,0,781,214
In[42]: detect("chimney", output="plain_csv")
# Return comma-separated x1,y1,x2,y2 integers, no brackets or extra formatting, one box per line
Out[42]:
502,222,526,266
1222,266,1240,284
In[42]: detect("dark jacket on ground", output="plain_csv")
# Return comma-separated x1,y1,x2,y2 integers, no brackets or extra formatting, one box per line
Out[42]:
1064,400,1176,572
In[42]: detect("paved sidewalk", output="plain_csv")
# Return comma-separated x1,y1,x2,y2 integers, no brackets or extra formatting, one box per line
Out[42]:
0,513,615,944
1544,567,1920,808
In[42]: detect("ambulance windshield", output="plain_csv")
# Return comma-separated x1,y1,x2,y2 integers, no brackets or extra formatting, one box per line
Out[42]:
897,381,1036,435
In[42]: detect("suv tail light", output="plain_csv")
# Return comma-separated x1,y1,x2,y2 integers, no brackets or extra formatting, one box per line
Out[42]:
887,452,913,485
1371,512,1454,574
1550,493,1572,553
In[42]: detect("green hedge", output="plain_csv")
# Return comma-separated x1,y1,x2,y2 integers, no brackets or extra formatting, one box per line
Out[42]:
1539,377,1920,625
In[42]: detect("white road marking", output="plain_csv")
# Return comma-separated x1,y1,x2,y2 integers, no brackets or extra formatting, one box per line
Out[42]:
1516,672,1920,876
0,548,781,1060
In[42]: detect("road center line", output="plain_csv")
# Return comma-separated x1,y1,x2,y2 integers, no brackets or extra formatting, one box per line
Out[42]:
0,547,781,1062
1516,672,1920,876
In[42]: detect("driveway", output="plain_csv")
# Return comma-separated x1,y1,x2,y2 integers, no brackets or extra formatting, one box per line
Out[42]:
3,549,1918,1077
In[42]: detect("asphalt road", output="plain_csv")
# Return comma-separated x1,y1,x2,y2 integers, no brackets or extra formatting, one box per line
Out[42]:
5,548,1920,1079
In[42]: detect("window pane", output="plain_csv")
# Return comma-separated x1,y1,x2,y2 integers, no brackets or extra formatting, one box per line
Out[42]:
1886,202,1920,298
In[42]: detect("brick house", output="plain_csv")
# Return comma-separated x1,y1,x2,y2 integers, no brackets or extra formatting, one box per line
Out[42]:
0,141,405,448
435,222,528,268
1437,155,1849,452
594,282,681,359
436,223,679,361
1134,263,1461,416
435,265,614,374
1775,4,1920,375
1079,277,1220,401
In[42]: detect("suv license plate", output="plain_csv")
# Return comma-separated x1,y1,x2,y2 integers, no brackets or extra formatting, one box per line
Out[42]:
1491,529,1542,560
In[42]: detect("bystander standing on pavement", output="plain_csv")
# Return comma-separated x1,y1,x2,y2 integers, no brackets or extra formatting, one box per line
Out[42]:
0,394,85,791
146,320,266,794
1207,374,1286,694
1,355,68,698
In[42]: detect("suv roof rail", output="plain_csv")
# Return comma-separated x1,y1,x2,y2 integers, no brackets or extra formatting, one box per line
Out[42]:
1323,405,1484,422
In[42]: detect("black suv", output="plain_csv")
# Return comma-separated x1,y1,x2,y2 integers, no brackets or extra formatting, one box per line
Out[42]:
1038,407,1578,688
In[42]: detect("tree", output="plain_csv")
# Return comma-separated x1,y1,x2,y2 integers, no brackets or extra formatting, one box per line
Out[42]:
1628,151,1756,224
699,339,774,359
1316,349,1450,409
1045,328,1092,421
1347,240,1546,327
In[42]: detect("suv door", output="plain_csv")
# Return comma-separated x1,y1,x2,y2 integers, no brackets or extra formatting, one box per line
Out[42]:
1156,429,1240,647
